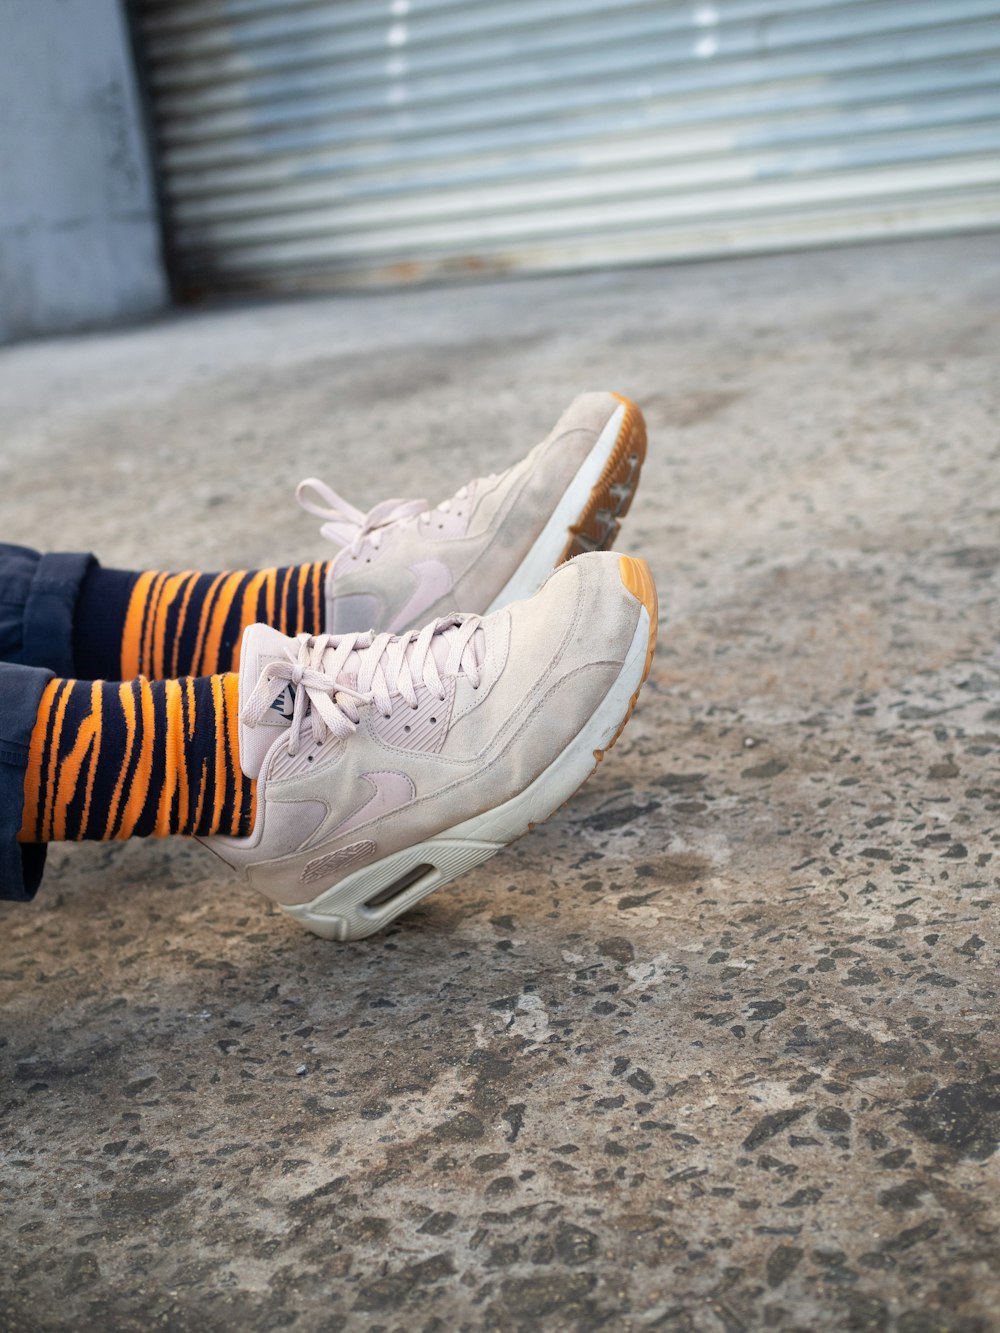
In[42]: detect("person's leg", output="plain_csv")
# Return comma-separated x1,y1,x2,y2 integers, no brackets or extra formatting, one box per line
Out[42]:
18,669,254,846
69,389,647,678
9,553,657,942
10,391,648,684
72,560,329,680
3,657,254,903
0,541,330,683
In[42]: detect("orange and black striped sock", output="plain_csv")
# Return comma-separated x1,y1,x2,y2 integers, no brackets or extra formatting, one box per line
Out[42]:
18,673,255,843
72,562,329,681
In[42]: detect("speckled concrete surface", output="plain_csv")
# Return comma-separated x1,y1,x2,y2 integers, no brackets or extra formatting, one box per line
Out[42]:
1,236,998,1333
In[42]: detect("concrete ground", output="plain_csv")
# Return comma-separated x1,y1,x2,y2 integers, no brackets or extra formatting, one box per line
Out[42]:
0,234,998,1333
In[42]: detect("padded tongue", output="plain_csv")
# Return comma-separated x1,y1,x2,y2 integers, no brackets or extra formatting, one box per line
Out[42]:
237,624,297,780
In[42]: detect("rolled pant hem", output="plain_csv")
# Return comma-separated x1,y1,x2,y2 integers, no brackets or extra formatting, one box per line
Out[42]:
0,543,97,901
0,661,55,901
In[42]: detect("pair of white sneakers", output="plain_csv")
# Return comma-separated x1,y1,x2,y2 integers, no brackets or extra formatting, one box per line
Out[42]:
205,392,657,941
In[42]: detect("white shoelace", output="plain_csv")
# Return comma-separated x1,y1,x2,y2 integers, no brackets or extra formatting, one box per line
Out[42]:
241,618,484,755
297,477,484,560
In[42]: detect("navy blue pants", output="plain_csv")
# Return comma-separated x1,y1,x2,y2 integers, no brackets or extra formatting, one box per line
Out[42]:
0,544,96,901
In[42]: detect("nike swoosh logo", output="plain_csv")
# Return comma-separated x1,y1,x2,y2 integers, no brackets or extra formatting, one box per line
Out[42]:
269,683,296,719
389,559,454,632
329,771,416,839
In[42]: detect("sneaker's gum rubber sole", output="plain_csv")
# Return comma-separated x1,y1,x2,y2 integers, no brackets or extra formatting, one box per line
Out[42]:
597,554,658,761
283,556,659,942
560,394,647,561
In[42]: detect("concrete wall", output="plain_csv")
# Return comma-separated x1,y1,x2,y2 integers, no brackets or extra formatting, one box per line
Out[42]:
0,0,167,343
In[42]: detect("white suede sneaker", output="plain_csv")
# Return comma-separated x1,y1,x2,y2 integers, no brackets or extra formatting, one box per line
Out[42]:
205,552,657,940
297,392,646,634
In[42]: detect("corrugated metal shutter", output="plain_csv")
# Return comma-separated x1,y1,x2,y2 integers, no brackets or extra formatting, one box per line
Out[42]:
135,0,1000,294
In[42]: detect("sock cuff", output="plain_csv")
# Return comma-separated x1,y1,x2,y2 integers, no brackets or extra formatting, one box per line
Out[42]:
118,563,329,680
72,565,140,681
19,672,254,843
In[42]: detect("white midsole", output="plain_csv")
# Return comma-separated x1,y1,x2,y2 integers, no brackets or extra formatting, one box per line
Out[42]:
484,403,626,614
282,601,650,941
